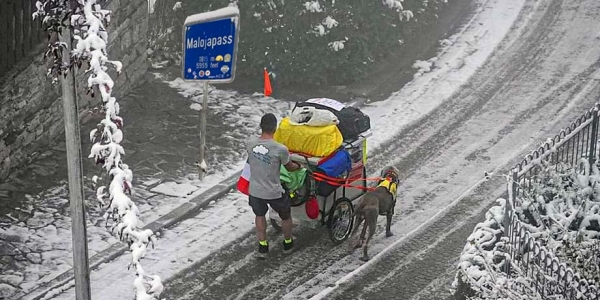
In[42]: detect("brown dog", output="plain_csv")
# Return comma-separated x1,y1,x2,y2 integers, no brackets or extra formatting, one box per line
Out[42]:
351,166,399,261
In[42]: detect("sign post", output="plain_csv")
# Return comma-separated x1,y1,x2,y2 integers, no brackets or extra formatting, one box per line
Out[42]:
59,1,91,298
183,6,240,180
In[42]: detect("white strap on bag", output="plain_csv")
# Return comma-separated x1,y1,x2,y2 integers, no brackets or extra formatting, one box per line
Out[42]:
290,106,339,126
290,106,315,124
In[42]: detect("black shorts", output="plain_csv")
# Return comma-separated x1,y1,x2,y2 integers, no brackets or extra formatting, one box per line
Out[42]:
249,194,291,220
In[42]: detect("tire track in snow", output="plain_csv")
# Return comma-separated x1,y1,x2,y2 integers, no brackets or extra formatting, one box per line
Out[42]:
51,0,600,299
366,0,564,183
310,0,600,297
325,180,508,300
163,0,600,298
36,0,600,298
162,217,361,300
160,0,558,298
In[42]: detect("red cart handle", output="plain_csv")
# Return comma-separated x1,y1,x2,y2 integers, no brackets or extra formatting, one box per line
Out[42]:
309,173,378,191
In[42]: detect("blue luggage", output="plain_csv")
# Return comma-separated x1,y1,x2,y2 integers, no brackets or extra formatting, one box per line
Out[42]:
314,148,352,196
316,148,352,177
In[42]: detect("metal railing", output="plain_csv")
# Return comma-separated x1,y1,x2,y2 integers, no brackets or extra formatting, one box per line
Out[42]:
501,103,600,299
505,215,599,299
592,240,600,271
512,104,599,201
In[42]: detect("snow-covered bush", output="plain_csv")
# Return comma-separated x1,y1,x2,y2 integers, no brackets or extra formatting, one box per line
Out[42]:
33,1,163,299
452,198,546,299
514,158,600,281
454,198,505,299
147,0,451,86
454,159,600,299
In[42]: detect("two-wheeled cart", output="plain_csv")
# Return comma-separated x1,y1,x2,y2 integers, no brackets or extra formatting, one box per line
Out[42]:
269,131,372,244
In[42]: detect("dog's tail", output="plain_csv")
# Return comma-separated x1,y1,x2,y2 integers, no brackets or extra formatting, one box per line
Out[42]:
350,201,368,236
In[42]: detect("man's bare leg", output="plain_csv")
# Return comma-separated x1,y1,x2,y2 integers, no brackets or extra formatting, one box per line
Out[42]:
256,216,267,241
282,217,293,240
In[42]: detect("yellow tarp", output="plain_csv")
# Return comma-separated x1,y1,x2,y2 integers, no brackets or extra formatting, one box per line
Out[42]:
275,117,343,157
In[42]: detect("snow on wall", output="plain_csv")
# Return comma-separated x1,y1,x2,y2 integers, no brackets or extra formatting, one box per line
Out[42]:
0,0,149,182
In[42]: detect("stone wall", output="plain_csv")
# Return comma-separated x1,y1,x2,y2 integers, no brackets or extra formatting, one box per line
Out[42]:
0,0,149,180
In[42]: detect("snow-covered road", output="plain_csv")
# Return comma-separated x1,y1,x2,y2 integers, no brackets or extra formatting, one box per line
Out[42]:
43,0,600,298
310,0,600,298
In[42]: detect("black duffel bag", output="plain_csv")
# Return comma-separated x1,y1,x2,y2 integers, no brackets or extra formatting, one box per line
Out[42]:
294,99,370,140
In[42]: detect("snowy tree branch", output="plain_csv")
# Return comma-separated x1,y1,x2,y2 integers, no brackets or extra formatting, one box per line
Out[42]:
33,1,163,299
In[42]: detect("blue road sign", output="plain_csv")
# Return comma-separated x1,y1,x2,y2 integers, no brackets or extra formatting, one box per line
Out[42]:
183,7,240,83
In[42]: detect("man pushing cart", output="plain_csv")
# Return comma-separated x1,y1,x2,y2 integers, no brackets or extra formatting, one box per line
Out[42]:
238,98,374,258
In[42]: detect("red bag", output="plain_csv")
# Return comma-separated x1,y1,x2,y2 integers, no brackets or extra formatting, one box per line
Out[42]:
237,162,251,196
305,196,319,219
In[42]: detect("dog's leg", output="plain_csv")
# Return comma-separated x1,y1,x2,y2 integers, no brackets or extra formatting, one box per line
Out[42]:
352,214,365,249
357,217,368,248
385,212,394,237
353,217,366,250
351,212,362,237
360,210,378,261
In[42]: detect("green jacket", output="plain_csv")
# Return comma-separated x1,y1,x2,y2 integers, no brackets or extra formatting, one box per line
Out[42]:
280,165,307,191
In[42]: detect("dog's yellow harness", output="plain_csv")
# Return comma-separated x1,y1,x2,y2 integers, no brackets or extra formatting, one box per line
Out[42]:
377,178,398,216
378,178,397,199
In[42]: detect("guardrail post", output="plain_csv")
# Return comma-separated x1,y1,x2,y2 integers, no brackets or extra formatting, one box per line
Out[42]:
504,190,511,239
504,171,517,236
503,171,517,275
589,105,599,166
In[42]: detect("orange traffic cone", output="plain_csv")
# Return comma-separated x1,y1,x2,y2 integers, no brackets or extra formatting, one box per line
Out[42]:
264,68,272,97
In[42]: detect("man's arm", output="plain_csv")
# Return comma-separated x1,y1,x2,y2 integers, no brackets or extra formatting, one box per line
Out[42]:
284,160,300,171
280,146,300,171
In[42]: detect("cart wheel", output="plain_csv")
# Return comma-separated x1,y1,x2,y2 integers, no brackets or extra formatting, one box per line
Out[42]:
327,198,355,244
270,218,282,233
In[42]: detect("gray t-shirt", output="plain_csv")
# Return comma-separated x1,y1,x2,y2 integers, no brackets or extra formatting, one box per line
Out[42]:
246,137,290,199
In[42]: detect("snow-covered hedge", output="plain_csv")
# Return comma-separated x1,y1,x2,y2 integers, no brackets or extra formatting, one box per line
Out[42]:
453,199,546,299
454,159,600,299
148,0,450,86
33,1,163,299
515,159,600,280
